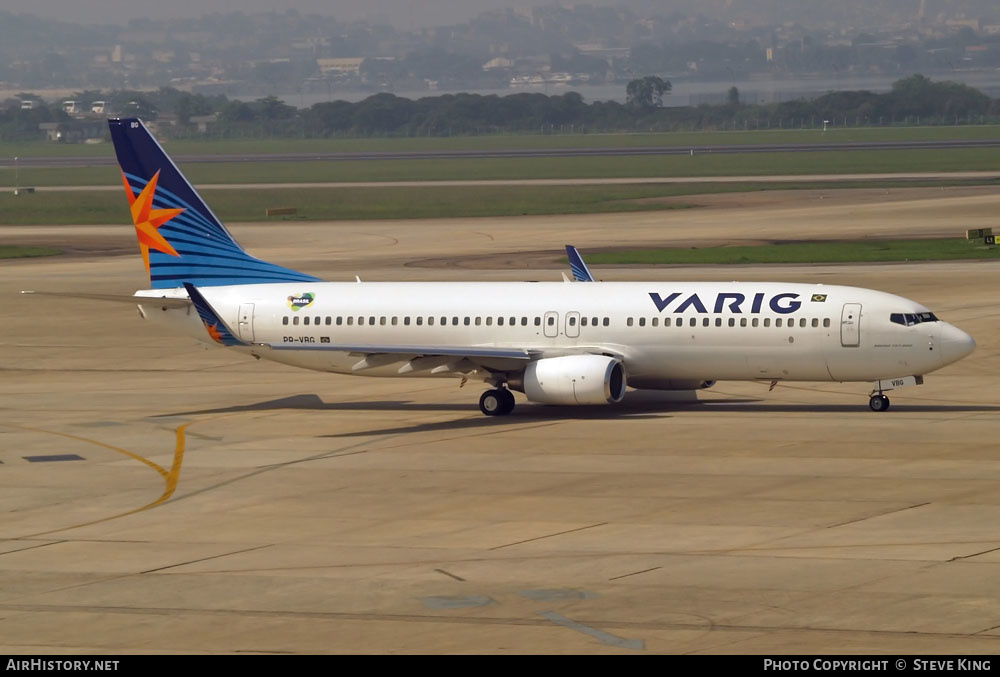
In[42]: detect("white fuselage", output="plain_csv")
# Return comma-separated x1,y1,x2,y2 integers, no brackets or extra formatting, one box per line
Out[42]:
135,280,975,388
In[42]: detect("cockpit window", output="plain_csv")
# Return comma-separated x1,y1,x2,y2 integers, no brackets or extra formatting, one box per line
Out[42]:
890,312,939,326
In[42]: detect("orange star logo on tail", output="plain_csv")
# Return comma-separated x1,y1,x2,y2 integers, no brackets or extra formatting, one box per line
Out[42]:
204,322,225,344
121,170,185,275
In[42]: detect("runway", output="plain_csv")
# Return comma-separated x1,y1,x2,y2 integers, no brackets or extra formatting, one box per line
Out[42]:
1,187,999,654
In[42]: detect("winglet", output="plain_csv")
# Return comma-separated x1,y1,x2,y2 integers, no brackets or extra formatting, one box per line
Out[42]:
565,245,595,282
183,282,246,346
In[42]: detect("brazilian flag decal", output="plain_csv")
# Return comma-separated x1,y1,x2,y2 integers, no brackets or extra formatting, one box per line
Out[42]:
811,294,828,302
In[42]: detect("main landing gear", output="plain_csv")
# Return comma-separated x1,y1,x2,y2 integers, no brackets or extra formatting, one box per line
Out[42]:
868,393,890,412
479,387,515,416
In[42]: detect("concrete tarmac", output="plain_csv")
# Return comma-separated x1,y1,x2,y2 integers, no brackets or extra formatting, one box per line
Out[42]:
1,186,998,654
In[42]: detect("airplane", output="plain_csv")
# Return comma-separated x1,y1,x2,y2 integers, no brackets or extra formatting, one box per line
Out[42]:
25,118,977,416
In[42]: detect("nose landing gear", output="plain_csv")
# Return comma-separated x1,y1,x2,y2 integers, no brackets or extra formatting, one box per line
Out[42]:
867,375,924,411
868,393,890,412
479,387,515,416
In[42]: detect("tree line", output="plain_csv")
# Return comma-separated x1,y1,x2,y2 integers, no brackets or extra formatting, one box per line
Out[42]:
206,75,1000,138
2,75,998,142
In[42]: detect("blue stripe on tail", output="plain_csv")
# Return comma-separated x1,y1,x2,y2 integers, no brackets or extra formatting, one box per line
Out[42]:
109,118,320,289
565,245,595,282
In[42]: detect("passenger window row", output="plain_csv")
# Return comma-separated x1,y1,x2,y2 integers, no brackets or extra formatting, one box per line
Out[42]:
626,316,832,329
282,315,613,327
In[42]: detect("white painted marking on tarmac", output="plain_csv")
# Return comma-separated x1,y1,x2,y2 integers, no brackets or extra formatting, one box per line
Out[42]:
538,611,644,650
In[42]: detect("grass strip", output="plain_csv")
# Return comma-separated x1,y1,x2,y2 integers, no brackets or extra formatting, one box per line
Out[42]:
0,246,61,259
3,147,999,188
581,238,1000,265
3,124,1000,158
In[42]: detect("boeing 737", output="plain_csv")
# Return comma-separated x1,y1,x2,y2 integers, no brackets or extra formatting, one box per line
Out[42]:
25,118,977,416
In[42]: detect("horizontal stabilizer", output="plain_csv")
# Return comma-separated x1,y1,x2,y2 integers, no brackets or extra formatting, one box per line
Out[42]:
21,290,192,309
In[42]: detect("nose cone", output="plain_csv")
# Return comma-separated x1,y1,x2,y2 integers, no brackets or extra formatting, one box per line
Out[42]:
940,324,976,366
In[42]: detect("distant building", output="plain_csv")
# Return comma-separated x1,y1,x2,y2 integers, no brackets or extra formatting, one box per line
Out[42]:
572,44,631,65
39,120,105,143
482,57,514,71
189,114,216,133
317,58,364,77
945,18,980,32
292,36,331,54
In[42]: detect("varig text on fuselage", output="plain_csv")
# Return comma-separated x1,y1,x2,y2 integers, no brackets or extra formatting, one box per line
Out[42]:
649,292,802,315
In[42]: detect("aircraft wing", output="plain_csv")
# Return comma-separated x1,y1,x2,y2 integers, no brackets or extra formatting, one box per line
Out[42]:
263,341,536,375
261,342,624,377
265,343,535,360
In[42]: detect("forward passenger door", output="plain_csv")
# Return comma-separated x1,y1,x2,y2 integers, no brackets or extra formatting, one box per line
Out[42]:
841,303,861,347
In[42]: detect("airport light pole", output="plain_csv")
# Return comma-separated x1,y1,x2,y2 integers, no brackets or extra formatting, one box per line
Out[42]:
14,156,18,195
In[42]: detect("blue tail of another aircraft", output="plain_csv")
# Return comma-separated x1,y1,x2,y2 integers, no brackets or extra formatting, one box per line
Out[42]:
109,117,320,289
565,245,595,282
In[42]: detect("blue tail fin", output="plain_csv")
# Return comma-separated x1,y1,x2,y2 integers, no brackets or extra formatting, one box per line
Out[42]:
109,117,320,289
565,245,595,282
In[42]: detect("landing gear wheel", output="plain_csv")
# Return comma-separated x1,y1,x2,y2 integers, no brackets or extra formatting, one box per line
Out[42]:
479,389,502,416
479,388,515,416
869,394,890,412
497,388,515,415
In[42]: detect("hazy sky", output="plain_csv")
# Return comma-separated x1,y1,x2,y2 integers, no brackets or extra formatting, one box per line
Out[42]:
1,1,597,30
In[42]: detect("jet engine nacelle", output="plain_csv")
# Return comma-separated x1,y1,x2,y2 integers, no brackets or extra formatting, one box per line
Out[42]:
513,355,626,405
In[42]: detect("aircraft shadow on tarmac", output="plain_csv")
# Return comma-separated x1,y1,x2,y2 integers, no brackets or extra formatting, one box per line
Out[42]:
158,393,999,416
158,393,753,417
154,394,999,437
699,403,1000,413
